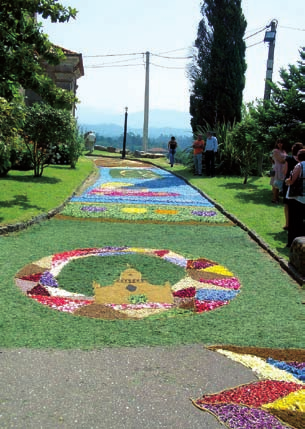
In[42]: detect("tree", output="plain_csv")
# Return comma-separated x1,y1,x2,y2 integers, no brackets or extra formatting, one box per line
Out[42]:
22,103,81,177
0,97,25,176
267,47,305,142
189,0,247,131
0,1,77,109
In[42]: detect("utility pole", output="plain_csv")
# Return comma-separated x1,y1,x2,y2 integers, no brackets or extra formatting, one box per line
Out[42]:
263,19,278,100
121,107,128,159
142,51,150,152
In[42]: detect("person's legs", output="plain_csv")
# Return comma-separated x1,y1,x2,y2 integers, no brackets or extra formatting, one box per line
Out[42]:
169,151,174,167
205,151,212,176
210,151,215,176
197,153,203,175
287,199,304,246
272,186,279,203
194,154,198,174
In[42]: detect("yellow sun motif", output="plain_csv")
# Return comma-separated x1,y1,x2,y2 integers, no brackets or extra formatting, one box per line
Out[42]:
100,182,133,188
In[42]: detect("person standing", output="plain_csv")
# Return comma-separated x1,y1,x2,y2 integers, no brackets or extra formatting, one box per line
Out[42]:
168,136,177,167
282,142,303,230
270,139,286,203
285,149,305,247
192,134,205,176
204,132,218,176
85,131,96,153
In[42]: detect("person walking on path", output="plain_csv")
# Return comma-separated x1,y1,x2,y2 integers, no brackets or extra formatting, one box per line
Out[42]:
204,132,218,177
192,134,205,176
168,136,178,167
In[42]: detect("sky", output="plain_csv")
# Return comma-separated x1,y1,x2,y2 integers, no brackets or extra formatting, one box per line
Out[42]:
42,0,305,123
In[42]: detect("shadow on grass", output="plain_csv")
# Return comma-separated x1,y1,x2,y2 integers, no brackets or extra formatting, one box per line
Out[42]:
216,177,273,205
3,174,61,184
1,195,43,211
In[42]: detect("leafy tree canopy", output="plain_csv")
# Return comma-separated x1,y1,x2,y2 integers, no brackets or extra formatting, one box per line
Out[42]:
0,0,77,108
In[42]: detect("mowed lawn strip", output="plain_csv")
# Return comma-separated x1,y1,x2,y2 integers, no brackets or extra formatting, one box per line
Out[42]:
0,219,304,349
0,157,94,225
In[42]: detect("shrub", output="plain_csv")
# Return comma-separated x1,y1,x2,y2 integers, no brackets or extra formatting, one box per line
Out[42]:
22,103,81,176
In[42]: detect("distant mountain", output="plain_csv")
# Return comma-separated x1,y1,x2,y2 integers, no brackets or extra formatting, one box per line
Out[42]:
80,123,192,139
76,106,192,132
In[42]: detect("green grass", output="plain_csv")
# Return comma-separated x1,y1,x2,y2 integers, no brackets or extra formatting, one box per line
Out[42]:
153,161,290,259
0,154,304,350
0,157,94,225
57,254,185,295
1,219,304,349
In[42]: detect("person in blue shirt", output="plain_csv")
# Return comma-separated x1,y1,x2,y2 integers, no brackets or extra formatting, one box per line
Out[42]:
204,132,218,176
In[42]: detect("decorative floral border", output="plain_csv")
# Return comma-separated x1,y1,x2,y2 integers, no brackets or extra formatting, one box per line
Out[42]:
193,348,305,428
15,247,241,319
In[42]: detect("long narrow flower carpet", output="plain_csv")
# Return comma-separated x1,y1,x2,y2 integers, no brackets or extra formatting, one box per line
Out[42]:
15,159,240,320
58,158,231,225
13,158,305,428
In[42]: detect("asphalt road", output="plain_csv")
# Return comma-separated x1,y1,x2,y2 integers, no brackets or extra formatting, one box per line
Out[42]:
0,345,256,429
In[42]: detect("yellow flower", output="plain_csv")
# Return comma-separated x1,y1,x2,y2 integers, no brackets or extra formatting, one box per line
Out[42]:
263,389,305,411
101,182,133,188
204,265,233,276
216,350,304,384
121,207,147,214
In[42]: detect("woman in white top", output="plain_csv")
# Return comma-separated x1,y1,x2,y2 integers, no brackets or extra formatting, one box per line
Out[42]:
285,149,305,247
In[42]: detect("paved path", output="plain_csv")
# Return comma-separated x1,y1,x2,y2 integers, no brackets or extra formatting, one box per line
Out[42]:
0,346,256,429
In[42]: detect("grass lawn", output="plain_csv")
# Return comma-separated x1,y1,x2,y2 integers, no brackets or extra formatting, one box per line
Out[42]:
0,157,94,225
1,219,305,349
152,159,290,260
0,154,304,349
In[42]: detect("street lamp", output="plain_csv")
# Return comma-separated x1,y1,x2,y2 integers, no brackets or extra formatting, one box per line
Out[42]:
122,106,128,159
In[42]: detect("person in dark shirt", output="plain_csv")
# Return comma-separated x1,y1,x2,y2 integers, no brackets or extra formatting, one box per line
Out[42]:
282,142,303,230
168,136,178,167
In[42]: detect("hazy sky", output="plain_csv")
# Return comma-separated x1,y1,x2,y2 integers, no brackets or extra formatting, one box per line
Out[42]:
42,0,305,117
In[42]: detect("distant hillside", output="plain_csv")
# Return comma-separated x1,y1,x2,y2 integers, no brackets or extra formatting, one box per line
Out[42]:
79,123,192,139
77,107,193,136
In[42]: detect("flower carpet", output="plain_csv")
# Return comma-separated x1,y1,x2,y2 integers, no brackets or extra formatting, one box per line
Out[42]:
59,161,230,224
15,246,241,320
193,346,305,429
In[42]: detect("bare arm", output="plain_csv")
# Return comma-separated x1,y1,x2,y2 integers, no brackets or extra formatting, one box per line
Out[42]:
285,164,301,185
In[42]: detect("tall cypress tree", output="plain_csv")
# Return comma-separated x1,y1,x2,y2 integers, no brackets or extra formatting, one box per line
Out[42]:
189,0,247,131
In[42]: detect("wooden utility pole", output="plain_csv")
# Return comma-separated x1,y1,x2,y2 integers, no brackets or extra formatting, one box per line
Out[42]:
142,51,150,152
263,20,278,100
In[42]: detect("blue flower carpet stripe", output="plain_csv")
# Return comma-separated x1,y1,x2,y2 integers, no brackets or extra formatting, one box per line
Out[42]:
71,167,213,206
60,163,231,224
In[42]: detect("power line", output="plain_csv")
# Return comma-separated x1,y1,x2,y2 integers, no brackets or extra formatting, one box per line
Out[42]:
151,53,192,60
150,62,186,70
83,52,144,58
156,47,190,55
86,63,144,69
246,40,265,49
279,25,305,32
84,55,144,67
244,26,267,40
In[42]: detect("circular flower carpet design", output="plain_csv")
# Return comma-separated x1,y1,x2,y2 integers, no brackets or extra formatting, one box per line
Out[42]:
15,247,241,320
